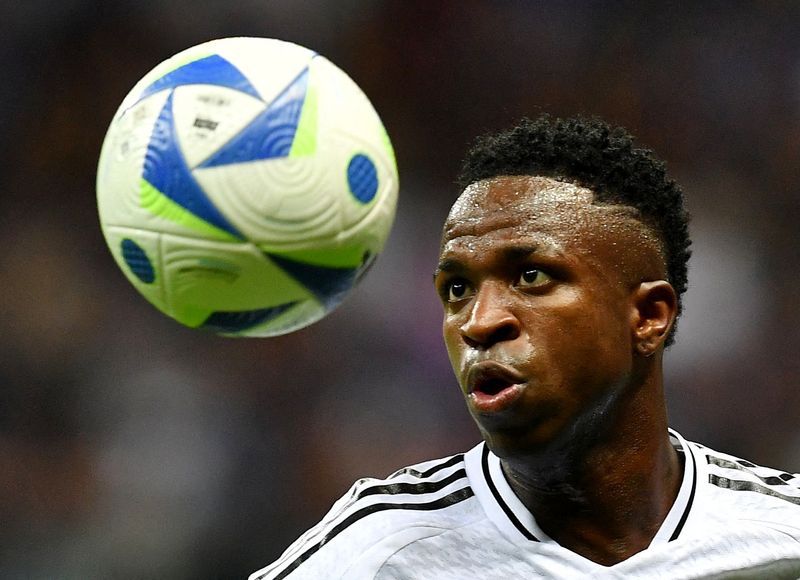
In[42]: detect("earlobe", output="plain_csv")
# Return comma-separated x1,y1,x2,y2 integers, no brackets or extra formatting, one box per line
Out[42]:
631,281,678,357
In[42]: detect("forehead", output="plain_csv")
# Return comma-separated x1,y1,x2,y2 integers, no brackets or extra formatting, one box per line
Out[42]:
440,175,665,278
444,176,620,245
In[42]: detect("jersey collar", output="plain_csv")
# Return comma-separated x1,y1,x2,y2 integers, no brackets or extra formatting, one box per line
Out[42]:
464,428,698,547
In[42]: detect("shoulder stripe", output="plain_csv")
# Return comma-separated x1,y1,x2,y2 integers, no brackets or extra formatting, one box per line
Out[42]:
389,454,465,479
259,465,469,578
708,474,800,506
708,455,799,488
256,486,475,580
360,468,468,498
481,444,539,542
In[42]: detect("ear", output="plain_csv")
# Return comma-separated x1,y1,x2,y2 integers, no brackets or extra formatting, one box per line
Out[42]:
630,280,678,357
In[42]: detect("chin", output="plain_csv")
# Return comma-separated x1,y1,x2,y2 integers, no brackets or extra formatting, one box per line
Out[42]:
479,423,562,461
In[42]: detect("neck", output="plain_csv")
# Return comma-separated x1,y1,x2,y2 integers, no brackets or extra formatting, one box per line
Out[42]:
499,373,682,566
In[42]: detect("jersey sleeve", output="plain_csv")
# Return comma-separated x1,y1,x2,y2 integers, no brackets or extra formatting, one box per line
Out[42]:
249,453,472,579
248,478,375,580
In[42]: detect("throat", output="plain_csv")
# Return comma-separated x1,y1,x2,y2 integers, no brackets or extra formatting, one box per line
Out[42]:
539,513,664,566
500,434,684,566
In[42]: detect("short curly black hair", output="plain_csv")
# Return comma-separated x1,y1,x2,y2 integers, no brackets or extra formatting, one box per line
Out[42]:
456,115,691,346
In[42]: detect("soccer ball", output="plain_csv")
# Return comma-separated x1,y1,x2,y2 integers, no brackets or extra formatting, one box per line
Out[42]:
97,37,398,337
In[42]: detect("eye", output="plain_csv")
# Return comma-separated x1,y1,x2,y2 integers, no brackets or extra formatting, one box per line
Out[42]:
446,279,473,302
517,267,551,288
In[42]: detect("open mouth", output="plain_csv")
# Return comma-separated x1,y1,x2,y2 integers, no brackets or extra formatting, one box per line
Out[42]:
466,361,525,413
467,361,523,394
474,377,512,396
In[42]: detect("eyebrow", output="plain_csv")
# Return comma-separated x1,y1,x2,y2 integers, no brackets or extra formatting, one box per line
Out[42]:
500,245,539,262
433,245,540,280
433,258,463,280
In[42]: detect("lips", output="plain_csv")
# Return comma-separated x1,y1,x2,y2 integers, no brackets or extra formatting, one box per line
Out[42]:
466,361,526,413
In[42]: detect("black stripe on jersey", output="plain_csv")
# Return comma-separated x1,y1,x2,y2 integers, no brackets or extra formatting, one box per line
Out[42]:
390,453,465,479
359,467,468,498
668,442,697,541
270,464,467,568
261,486,475,580
481,444,539,542
707,456,798,487
708,475,800,506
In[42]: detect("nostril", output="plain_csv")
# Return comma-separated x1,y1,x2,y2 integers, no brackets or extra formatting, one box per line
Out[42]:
459,294,521,347
462,321,519,349
489,323,518,344
463,335,481,349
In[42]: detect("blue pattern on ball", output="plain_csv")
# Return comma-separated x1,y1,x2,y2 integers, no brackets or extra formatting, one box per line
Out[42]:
142,92,244,239
202,302,298,333
134,54,263,107
347,154,378,203
267,253,359,311
199,68,308,167
121,239,155,283
199,68,309,167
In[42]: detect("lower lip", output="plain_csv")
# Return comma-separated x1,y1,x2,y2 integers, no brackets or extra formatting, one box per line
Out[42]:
469,383,524,414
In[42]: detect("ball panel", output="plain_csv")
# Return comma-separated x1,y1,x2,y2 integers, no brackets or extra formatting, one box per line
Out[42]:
313,55,391,152
266,252,359,310
115,47,216,115
135,53,263,107
193,155,334,245
120,238,156,284
346,153,379,203
212,38,315,105
171,85,266,169
143,91,244,239
199,67,309,167
288,76,318,158
102,226,167,311
228,298,327,337
114,38,313,118
97,91,170,229
335,169,398,254
265,245,367,269
201,302,299,334
329,132,398,246
380,125,397,171
139,178,238,242
158,233,316,326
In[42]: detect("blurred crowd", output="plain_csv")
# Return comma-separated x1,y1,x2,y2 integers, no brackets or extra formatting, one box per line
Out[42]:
2,2,799,578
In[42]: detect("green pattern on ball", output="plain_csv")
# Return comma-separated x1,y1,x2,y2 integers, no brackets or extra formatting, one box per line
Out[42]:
176,304,213,328
289,82,318,157
140,179,239,241
266,245,367,268
381,125,397,170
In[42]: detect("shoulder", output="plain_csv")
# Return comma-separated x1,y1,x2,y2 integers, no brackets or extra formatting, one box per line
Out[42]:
249,452,478,580
687,439,800,536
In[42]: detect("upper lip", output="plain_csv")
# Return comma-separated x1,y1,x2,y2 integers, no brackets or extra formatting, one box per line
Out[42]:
466,360,525,394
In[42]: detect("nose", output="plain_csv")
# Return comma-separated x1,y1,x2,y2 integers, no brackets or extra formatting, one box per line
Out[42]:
459,284,521,348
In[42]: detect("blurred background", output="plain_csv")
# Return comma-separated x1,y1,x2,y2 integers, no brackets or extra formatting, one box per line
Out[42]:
2,1,799,577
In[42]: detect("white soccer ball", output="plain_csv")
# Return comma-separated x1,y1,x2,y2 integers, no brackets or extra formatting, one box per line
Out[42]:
97,37,398,336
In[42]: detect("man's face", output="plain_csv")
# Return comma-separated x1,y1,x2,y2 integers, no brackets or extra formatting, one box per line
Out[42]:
435,175,664,459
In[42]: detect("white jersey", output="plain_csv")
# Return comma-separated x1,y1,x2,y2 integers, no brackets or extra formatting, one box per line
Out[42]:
251,430,800,579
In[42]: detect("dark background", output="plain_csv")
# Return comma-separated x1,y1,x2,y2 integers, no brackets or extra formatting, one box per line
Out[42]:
2,2,799,577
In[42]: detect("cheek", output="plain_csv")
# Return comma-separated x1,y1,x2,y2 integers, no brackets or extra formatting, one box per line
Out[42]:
442,315,463,373
526,293,631,369
558,300,633,382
